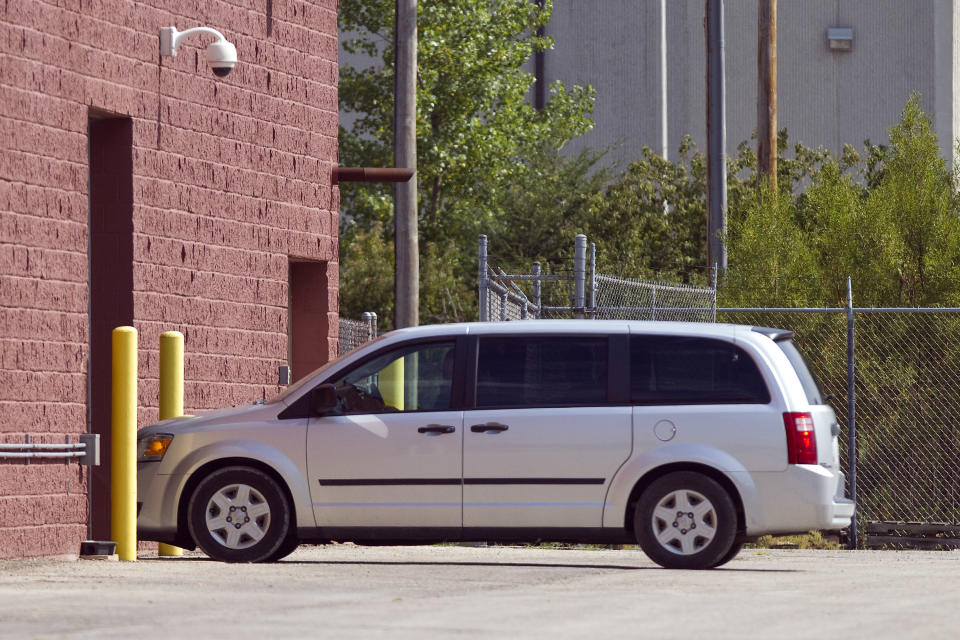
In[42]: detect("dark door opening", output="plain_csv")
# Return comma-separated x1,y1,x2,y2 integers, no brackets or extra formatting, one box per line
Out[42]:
87,112,134,540
289,260,331,383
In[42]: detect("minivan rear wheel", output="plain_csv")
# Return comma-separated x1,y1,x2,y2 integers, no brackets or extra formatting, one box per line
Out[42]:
635,472,737,570
710,540,744,568
265,533,300,562
188,466,291,563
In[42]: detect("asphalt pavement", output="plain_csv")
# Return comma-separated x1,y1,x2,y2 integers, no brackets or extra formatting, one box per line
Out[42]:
1,545,957,639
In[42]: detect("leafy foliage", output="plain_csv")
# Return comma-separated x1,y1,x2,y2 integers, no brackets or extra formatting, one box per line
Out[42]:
583,139,708,282
338,0,597,328
723,93,960,307
340,8,960,326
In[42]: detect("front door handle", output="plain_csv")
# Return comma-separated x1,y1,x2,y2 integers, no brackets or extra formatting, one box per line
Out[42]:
418,424,456,434
470,423,509,433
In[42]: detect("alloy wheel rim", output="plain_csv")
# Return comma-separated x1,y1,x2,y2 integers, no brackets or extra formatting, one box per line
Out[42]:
650,488,717,556
204,483,271,549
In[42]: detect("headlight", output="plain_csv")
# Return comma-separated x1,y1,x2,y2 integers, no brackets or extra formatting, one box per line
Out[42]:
137,434,174,461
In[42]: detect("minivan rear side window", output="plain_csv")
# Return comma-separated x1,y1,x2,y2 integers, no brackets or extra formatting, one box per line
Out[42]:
775,338,823,405
630,335,770,405
476,337,608,408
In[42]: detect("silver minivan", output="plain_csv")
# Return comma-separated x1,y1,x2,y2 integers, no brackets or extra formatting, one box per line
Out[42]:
137,320,854,569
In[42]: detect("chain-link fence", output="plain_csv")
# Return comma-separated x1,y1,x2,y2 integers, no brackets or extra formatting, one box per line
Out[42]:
478,234,717,322
337,312,378,356
718,306,960,547
593,274,716,322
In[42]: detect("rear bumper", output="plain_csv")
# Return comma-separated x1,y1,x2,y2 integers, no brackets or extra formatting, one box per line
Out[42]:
826,497,856,529
738,465,855,535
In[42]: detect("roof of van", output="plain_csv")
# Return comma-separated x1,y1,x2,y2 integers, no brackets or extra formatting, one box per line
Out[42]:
380,319,779,341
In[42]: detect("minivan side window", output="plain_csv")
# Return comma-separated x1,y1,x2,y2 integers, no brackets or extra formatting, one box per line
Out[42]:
476,337,608,408
328,341,456,414
630,335,770,405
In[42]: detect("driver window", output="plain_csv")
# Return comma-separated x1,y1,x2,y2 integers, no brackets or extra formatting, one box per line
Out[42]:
328,342,456,414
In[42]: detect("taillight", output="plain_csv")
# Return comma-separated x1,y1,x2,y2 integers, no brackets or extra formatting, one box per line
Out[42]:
783,412,817,464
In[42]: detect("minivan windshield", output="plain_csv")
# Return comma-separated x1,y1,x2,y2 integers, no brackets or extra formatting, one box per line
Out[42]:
776,339,823,405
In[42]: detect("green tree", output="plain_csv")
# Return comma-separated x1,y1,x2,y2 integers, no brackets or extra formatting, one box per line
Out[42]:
723,182,819,306
799,94,960,307
583,138,708,282
338,0,596,327
869,95,960,306
582,131,837,287
483,145,613,271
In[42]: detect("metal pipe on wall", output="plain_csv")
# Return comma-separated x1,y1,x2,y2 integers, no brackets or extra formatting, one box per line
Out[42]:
332,167,415,184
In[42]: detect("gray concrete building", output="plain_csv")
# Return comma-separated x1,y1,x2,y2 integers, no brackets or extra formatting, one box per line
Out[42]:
541,0,960,168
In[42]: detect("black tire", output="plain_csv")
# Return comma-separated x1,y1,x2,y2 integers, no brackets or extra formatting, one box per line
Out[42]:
634,472,737,570
188,466,292,563
265,534,300,562
710,540,744,569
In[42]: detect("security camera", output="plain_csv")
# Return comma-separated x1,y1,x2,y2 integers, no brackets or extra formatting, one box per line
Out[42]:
205,39,238,77
160,26,238,78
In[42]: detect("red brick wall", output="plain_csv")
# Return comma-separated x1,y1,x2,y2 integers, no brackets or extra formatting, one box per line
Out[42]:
0,0,339,559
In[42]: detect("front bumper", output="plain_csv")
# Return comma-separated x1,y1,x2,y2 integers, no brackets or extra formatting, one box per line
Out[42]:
137,462,187,545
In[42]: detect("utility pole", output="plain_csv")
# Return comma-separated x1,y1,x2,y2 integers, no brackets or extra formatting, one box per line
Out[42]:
706,0,727,270
757,0,777,192
660,0,668,161
394,0,418,329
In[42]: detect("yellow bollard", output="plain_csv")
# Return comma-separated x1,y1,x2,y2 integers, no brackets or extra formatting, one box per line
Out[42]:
111,326,138,562
379,357,405,411
157,331,184,557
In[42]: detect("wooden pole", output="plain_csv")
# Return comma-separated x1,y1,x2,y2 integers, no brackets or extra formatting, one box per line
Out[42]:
757,0,777,192
394,0,418,329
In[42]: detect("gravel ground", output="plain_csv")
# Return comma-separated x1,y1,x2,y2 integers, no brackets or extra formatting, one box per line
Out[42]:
1,545,958,639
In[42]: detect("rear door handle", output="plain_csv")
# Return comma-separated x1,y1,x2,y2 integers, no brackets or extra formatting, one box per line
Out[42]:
418,424,456,434
470,423,509,433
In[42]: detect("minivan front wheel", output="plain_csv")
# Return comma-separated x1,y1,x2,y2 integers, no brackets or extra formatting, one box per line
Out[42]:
635,472,737,570
188,466,291,563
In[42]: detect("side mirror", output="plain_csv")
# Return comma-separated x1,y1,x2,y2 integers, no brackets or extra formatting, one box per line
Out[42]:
311,384,339,416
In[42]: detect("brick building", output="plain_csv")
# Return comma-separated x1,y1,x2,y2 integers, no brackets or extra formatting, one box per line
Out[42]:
0,1,340,559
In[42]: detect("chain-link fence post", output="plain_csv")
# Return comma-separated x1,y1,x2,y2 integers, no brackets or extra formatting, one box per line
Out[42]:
589,243,597,318
711,263,719,321
574,234,586,319
532,262,542,319
846,277,859,549
361,311,377,341
478,235,489,322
